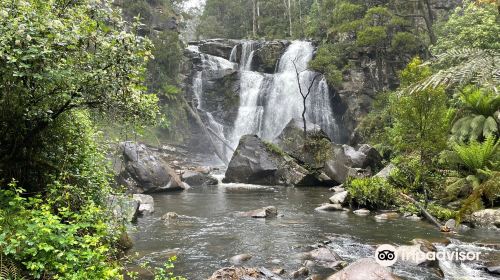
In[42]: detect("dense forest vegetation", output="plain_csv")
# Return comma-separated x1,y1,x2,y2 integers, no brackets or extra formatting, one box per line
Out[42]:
0,0,498,279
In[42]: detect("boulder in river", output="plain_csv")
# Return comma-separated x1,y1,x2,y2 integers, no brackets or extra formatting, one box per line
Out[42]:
106,195,139,223
117,142,186,193
305,247,343,263
208,267,282,280
327,258,401,280
329,191,348,205
289,266,309,278
240,206,278,218
315,203,345,212
486,260,500,275
375,212,399,220
162,212,179,220
223,135,322,186
353,209,371,216
133,194,155,215
182,170,218,186
324,144,382,184
467,208,500,228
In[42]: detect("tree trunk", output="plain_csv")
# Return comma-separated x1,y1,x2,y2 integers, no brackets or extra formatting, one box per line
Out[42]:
419,0,436,44
302,98,307,137
288,0,293,37
252,0,257,37
181,96,229,165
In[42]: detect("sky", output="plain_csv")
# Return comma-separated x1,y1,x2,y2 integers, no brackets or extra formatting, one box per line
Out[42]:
183,0,206,10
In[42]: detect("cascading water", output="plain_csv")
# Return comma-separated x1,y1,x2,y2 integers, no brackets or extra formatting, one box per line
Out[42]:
231,41,339,147
188,40,340,162
188,45,237,160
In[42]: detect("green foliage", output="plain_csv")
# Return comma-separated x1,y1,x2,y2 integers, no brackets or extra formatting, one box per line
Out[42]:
451,86,499,142
264,141,287,157
303,133,333,165
308,43,346,87
345,177,398,209
426,203,458,221
433,1,500,52
128,257,186,280
452,136,499,172
0,183,121,279
389,58,452,163
0,0,158,191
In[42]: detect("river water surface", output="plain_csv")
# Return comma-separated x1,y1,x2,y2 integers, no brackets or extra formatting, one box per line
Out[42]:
129,180,500,280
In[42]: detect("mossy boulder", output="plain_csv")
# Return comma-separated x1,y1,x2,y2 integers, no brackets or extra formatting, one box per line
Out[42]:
223,135,322,186
251,41,288,73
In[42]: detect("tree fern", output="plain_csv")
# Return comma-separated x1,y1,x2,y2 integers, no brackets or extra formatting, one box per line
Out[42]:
452,136,499,171
408,48,500,93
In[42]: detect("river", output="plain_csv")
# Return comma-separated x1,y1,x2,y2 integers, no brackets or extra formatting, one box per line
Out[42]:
128,178,499,279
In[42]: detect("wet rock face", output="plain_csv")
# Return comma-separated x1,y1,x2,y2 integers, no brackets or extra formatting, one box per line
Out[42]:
326,258,401,280
198,39,238,59
323,143,383,184
223,135,323,186
251,41,288,73
117,142,185,193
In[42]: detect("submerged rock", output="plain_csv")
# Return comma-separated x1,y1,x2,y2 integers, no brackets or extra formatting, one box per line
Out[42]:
162,212,179,220
229,254,252,265
375,212,399,220
117,142,185,194
240,206,278,218
353,209,371,216
224,135,322,186
305,247,343,263
315,203,344,212
327,258,401,280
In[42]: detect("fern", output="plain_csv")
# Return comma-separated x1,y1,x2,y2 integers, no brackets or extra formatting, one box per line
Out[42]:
0,256,26,280
408,48,500,93
452,136,499,171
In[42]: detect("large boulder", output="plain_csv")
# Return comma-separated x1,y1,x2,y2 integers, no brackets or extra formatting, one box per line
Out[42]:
251,41,288,73
223,135,322,186
324,144,382,184
467,209,500,228
106,195,139,223
182,170,218,186
198,39,238,59
275,118,331,169
327,258,401,280
117,142,186,193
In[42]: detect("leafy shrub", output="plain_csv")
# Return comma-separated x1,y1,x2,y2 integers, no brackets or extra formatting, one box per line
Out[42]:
427,203,458,221
345,177,399,209
0,184,121,280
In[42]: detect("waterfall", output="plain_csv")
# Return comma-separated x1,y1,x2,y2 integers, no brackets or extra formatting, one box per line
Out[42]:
229,45,238,62
188,40,340,162
231,41,339,146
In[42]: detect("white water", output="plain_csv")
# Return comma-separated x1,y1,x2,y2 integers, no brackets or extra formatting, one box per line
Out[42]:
188,40,339,161
232,41,339,146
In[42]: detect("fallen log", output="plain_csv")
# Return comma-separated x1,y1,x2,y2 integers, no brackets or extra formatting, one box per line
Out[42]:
181,96,229,165
399,193,451,232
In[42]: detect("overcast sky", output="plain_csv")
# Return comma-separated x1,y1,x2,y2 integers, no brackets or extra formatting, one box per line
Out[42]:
183,0,206,10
